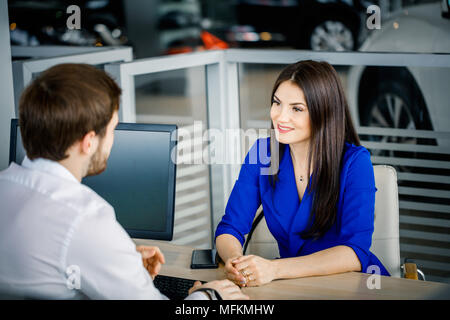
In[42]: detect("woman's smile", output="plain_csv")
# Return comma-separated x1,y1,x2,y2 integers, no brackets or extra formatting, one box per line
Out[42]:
277,123,294,134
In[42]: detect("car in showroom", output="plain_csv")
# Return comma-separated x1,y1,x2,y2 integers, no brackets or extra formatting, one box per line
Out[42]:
347,1,450,140
229,0,375,51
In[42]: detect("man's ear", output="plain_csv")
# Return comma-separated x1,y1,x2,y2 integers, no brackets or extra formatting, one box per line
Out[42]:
80,131,98,156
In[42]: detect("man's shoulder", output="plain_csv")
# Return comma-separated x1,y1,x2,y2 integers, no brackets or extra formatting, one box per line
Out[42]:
0,162,113,217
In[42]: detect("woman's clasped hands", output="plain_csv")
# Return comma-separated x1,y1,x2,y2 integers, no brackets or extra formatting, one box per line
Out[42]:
224,254,277,287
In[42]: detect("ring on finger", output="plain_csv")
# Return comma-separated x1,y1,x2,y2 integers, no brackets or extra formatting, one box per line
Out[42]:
242,269,252,277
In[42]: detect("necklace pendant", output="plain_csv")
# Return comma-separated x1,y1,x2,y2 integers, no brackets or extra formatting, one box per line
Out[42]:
299,176,303,182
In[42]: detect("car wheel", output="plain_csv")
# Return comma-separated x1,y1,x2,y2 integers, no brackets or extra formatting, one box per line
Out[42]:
360,76,434,170
308,20,355,51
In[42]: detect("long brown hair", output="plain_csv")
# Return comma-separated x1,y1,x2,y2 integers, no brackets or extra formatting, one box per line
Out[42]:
269,60,360,240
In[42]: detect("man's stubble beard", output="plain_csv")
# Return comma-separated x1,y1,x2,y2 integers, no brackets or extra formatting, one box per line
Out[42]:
86,141,108,177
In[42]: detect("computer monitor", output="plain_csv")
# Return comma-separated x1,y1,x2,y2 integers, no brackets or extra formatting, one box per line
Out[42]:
9,119,177,240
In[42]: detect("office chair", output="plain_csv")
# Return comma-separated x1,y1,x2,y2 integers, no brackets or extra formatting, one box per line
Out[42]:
244,165,422,280
371,165,401,277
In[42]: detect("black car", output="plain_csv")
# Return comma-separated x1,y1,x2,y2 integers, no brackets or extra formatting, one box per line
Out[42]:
230,0,374,51
8,0,127,46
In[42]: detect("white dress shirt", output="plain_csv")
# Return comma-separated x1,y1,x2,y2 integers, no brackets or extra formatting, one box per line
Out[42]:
0,157,206,300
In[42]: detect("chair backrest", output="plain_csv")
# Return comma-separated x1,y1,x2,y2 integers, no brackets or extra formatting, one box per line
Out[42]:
245,165,401,277
244,209,277,259
371,165,401,277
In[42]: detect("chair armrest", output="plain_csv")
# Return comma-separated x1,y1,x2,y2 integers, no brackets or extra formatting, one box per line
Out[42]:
402,258,426,280
403,263,419,280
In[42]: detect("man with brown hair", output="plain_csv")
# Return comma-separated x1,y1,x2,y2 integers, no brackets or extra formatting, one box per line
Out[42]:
0,64,247,300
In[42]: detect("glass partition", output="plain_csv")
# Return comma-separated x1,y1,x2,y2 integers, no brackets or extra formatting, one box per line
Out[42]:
135,67,206,126
11,46,133,117
134,67,212,249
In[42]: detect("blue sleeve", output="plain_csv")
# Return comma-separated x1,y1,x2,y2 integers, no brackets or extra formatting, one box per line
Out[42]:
337,148,377,274
214,138,269,246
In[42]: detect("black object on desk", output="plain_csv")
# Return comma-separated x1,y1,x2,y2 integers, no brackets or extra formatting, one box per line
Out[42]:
190,249,219,269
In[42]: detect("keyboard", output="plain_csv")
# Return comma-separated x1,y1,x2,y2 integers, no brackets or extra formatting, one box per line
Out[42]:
153,275,205,300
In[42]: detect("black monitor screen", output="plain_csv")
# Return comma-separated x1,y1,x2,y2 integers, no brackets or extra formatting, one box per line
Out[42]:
9,120,177,240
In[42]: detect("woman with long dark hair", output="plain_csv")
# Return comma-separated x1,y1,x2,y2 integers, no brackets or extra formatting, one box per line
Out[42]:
215,60,390,287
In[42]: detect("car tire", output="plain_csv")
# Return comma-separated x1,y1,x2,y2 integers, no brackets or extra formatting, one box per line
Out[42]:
306,19,357,51
359,69,435,169
360,73,432,131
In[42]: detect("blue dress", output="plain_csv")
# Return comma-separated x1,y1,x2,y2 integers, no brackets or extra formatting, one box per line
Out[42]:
215,137,390,276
